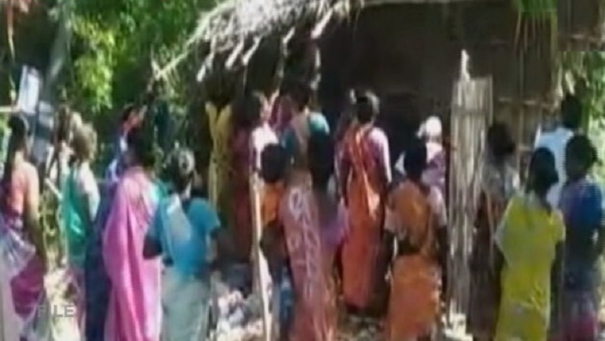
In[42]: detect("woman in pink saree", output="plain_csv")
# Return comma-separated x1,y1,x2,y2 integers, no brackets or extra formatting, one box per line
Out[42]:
0,115,45,341
102,126,163,341
279,132,346,341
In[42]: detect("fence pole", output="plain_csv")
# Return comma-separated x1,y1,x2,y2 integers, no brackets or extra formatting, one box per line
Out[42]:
250,171,272,341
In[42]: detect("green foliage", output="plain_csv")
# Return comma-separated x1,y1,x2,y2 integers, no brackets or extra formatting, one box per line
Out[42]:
561,51,605,183
561,51,605,119
512,0,557,18
70,18,117,112
65,0,215,123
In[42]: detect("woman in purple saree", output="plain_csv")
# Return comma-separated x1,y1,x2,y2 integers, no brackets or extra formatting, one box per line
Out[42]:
0,115,45,341
102,126,163,341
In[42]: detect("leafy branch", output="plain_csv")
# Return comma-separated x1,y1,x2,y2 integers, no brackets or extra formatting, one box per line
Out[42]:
560,51,605,182
65,0,216,121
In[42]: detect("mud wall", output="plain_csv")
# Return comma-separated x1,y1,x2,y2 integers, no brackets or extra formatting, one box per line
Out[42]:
318,0,568,156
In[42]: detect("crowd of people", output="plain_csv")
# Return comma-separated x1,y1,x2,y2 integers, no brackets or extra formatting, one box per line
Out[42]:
0,74,602,341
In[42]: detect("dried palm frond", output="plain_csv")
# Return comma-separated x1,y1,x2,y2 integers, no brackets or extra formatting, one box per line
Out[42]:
157,0,349,83
188,0,349,56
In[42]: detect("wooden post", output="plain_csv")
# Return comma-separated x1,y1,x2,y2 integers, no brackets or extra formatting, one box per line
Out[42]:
250,171,272,341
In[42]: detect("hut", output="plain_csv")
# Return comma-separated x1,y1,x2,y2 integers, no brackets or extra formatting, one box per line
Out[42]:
184,0,603,322
184,0,577,161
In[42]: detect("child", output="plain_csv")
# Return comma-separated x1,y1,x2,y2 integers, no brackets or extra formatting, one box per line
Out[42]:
259,143,293,340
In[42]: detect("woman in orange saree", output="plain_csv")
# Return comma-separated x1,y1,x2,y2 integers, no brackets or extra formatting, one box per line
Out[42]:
384,141,446,341
339,91,391,311
278,132,345,341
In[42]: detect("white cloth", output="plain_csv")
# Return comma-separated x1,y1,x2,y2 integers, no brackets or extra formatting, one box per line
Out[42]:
251,123,278,171
44,268,81,341
418,116,442,139
209,272,265,341
105,159,121,184
161,267,210,341
74,163,100,220
394,153,405,176
394,141,444,187
428,186,448,227
534,126,574,207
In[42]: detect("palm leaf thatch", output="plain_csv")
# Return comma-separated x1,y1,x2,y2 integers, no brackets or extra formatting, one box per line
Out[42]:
186,0,492,53
189,0,348,53
183,0,351,82
157,0,496,82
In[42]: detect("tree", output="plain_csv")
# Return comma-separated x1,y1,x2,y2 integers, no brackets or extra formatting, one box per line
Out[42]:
2,0,36,97
560,51,605,181
65,0,215,124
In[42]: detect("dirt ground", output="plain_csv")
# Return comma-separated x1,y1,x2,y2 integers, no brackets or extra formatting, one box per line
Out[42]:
337,314,472,341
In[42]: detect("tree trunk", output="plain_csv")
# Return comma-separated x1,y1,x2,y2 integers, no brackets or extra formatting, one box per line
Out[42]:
39,0,72,102
32,0,72,179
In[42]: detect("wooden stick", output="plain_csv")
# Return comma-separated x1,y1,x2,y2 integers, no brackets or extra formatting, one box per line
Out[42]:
249,171,272,341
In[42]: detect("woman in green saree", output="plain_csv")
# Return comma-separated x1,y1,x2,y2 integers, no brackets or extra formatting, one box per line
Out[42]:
61,123,100,331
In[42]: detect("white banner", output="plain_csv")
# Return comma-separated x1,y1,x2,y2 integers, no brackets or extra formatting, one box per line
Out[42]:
16,66,42,115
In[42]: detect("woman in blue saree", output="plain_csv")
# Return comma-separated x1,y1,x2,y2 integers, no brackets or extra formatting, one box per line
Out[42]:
144,148,226,340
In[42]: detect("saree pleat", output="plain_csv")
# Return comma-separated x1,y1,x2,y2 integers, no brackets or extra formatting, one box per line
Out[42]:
281,184,336,341
102,168,162,341
341,126,386,309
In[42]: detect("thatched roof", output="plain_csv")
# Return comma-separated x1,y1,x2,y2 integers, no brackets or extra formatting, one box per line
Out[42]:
181,0,491,83
183,0,351,83
187,0,490,51
189,0,345,53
